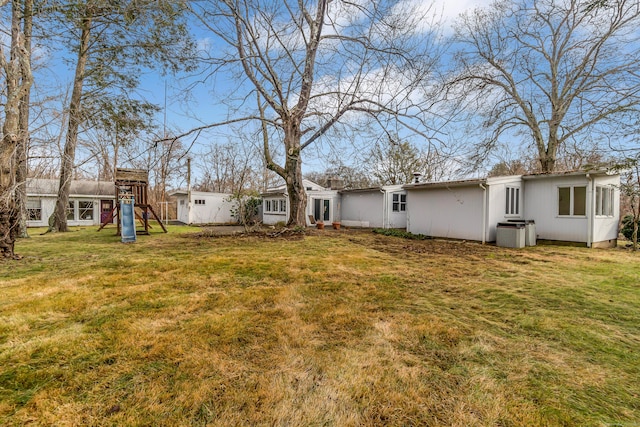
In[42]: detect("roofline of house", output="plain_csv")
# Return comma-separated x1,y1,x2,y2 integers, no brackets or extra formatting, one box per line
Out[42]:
403,169,617,190
403,177,487,190
26,193,115,199
521,169,615,180
339,184,405,194
168,190,232,197
261,190,287,197
338,186,383,194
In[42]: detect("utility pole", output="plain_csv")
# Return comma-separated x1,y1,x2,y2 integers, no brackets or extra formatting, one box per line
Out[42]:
186,157,191,225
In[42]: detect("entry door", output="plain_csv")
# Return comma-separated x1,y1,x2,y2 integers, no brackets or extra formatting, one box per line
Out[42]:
101,200,114,224
313,199,330,222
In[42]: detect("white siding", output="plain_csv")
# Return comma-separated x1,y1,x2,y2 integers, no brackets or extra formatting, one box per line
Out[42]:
307,190,341,225
386,189,407,229
189,192,235,224
26,198,54,227
592,175,620,244
407,186,485,241
523,175,588,242
486,177,523,242
27,197,112,227
176,194,189,224
341,191,384,228
263,195,288,225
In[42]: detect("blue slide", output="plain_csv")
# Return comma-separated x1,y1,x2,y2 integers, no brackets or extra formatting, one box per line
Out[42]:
120,199,137,243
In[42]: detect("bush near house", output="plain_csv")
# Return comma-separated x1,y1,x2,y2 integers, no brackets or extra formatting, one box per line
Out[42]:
621,214,640,241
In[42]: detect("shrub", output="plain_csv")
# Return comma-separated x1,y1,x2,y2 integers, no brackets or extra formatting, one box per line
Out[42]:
621,215,640,241
372,228,431,240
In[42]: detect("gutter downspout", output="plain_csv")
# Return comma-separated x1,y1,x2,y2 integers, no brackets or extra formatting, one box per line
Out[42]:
381,189,387,228
187,157,192,225
479,183,487,244
586,173,594,248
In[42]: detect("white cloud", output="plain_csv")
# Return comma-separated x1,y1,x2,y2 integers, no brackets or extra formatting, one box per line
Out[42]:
432,0,494,33
433,0,494,22
196,37,213,54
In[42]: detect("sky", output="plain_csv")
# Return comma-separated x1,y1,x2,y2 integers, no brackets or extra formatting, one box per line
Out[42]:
130,0,495,179
17,0,495,185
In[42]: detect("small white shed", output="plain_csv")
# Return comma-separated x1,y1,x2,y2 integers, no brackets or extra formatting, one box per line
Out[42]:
170,190,236,225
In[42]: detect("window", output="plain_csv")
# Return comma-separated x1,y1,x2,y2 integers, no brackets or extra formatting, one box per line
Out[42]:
505,186,520,215
313,198,330,221
596,186,614,216
67,201,75,220
264,199,285,214
78,201,94,220
558,186,586,216
392,193,407,212
194,199,205,205
180,199,185,206
27,199,42,221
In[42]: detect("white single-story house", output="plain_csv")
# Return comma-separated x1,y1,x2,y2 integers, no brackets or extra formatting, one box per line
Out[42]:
170,190,236,225
339,185,407,228
262,179,342,226
404,170,620,248
26,178,116,227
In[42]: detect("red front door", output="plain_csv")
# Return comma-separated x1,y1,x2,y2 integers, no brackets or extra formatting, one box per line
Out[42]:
101,200,114,224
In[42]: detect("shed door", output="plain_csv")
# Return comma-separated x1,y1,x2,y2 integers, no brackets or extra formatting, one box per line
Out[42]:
100,200,114,223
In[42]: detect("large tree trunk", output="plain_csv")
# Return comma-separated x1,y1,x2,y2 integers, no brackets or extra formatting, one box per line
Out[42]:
0,132,19,257
539,136,558,173
15,0,32,239
539,155,556,173
1,0,33,257
285,153,307,226
52,12,92,232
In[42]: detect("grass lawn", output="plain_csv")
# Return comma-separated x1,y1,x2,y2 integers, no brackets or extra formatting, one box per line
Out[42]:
1,225,639,426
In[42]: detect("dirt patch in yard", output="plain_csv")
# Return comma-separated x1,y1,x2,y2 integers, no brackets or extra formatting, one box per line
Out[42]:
345,231,501,258
190,225,307,240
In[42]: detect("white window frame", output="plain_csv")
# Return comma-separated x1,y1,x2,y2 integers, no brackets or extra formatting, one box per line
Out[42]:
67,199,95,222
392,193,406,212
194,199,206,205
505,186,520,216
27,199,42,221
558,186,587,217
264,198,285,214
78,200,94,220
595,186,614,217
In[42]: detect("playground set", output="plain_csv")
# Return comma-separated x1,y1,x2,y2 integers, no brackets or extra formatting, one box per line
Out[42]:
98,168,167,241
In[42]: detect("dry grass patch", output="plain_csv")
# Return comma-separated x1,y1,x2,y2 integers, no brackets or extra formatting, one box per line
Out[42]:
0,226,639,426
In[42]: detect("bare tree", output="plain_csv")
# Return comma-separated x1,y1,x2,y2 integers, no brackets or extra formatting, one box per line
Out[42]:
189,0,445,226
194,140,259,193
80,98,160,181
369,134,448,185
14,0,32,238
50,0,195,232
305,164,374,190
0,0,33,257
615,157,640,250
452,0,640,173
